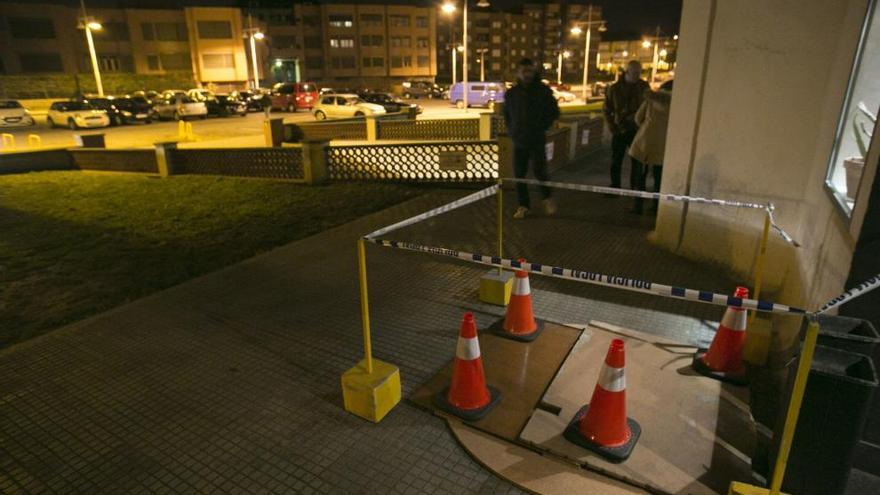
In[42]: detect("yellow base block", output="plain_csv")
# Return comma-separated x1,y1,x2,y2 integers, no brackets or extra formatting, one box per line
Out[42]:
341,358,401,423
479,270,514,306
728,481,790,495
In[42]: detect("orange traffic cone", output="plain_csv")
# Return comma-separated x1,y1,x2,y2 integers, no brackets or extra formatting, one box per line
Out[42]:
434,312,501,421
692,286,749,385
493,259,544,342
563,338,640,463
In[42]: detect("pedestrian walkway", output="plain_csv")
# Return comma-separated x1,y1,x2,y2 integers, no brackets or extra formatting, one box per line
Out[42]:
0,146,752,494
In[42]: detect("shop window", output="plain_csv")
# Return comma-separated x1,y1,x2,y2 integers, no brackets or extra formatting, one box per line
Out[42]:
202,53,234,69
19,53,63,72
159,52,191,70
826,2,880,215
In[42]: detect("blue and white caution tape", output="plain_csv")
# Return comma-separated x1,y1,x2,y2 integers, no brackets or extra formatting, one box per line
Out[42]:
364,184,499,239
817,273,880,314
367,238,808,315
505,178,800,246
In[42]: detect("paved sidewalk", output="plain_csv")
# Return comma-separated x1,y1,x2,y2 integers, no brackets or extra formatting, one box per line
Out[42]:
0,147,745,494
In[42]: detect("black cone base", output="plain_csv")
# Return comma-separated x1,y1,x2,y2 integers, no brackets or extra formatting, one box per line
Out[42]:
433,385,501,422
563,404,641,463
691,349,748,386
488,318,545,342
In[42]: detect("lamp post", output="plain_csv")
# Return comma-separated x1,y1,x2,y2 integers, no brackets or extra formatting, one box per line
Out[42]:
569,5,607,102
442,1,490,111
476,47,488,81
244,15,264,90
78,0,103,97
556,50,570,84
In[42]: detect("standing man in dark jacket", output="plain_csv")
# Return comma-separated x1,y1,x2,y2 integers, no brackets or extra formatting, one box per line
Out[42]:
604,60,650,189
503,58,561,219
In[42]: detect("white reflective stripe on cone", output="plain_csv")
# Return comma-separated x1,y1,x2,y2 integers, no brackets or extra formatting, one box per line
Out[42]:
721,307,747,331
598,364,626,392
512,275,531,296
456,337,481,361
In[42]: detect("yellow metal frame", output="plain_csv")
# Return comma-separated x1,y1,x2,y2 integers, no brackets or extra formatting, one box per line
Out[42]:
27,134,42,148
497,178,503,275
358,238,373,374
1,133,14,150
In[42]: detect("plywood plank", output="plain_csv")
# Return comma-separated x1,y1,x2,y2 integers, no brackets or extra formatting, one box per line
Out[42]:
410,322,581,439
519,321,754,495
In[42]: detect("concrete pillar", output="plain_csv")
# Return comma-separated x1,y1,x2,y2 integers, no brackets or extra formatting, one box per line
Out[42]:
301,140,329,184
479,113,493,141
263,117,285,147
154,141,177,177
559,120,579,159
365,115,378,142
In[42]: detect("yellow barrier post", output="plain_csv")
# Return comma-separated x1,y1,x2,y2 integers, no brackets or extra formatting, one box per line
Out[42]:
728,317,820,495
27,134,41,148
1,133,14,150
185,122,194,141
478,180,514,305
750,210,772,324
340,238,401,423
177,120,186,140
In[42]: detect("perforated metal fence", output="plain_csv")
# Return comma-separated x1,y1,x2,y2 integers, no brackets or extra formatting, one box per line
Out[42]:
545,127,571,173
491,115,507,139
71,149,158,174
168,147,305,180
285,121,367,142
377,118,479,141
326,141,498,182
0,149,74,175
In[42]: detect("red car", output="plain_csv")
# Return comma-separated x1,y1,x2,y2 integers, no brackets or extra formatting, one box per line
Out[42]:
269,82,318,112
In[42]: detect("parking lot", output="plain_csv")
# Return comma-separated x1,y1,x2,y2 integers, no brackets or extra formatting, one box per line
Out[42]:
1,98,493,149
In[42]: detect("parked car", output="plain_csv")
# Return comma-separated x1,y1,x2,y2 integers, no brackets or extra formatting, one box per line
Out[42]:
231,90,270,112
448,82,505,110
312,94,386,120
269,82,318,112
544,80,572,92
46,101,110,129
591,81,608,97
320,87,357,96
152,91,208,120
551,87,577,103
82,96,152,125
0,100,35,128
357,91,422,114
401,80,444,99
203,94,248,117
132,89,161,104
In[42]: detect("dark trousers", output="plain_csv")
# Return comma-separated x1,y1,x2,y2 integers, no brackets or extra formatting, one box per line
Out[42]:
630,159,663,212
514,142,552,209
610,129,637,188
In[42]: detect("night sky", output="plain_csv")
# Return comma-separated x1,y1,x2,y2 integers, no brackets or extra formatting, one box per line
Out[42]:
48,0,683,40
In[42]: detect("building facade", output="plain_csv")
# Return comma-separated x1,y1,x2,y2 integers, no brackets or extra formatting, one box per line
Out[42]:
0,1,438,92
435,1,603,85
0,2,249,91
246,2,438,88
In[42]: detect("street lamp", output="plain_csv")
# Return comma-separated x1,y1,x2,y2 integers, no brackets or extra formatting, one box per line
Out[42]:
441,4,459,85
244,15,264,90
556,50,570,84
442,1,490,111
569,5,606,101
642,39,652,48
78,1,104,97
476,47,488,81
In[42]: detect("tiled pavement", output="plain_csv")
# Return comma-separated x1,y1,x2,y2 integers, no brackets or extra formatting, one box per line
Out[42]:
0,147,746,494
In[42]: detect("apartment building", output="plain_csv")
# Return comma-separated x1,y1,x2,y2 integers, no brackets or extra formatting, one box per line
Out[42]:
0,2,249,90
246,2,438,88
597,37,678,75
436,1,602,84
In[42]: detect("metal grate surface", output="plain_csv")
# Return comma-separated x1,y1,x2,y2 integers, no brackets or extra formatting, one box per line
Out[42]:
378,118,479,141
71,149,158,174
169,147,305,180
326,141,499,182
286,121,367,142
490,115,507,138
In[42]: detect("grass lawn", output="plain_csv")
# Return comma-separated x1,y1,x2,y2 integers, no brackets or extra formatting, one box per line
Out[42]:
0,172,424,349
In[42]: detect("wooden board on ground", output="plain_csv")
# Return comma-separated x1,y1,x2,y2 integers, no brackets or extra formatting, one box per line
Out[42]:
519,321,754,495
410,321,581,439
451,423,649,495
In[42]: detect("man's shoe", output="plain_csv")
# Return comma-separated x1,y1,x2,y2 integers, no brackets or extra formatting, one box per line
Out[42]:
543,198,558,216
513,207,529,219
